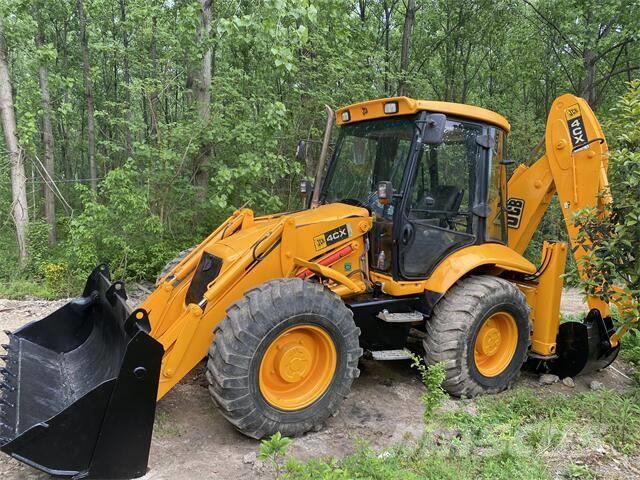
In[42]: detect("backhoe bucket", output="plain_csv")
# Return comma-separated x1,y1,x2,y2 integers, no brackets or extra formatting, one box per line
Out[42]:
0,265,163,479
549,309,619,379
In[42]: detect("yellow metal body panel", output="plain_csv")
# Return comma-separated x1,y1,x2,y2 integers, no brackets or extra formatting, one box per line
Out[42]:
141,203,371,399
370,243,536,295
526,242,568,356
335,96,511,132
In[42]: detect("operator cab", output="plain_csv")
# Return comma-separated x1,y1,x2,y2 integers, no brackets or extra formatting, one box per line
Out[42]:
320,97,510,281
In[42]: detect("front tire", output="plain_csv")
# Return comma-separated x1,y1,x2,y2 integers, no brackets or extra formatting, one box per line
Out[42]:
424,275,530,397
206,278,362,439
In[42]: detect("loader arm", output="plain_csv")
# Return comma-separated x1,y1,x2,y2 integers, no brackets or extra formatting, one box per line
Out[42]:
140,204,371,399
506,94,634,359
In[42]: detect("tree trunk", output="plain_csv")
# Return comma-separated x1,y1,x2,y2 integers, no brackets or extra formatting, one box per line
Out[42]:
383,2,391,95
149,15,159,139
0,18,29,263
358,0,366,21
120,0,132,158
77,0,97,193
192,0,213,199
35,21,57,245
398,0,416,96
580,49,597,105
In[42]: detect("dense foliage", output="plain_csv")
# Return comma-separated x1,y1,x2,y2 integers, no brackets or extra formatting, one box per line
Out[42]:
574,80,640,333
0,0,638,295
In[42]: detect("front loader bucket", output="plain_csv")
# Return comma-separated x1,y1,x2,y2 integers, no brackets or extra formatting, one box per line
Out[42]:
549,309,619,379
0,265,163,479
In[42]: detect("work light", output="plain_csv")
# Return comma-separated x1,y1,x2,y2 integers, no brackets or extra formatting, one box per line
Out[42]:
383,101,398,114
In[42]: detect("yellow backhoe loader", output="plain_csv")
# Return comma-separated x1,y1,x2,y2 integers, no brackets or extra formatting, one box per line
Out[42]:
0,94,632,478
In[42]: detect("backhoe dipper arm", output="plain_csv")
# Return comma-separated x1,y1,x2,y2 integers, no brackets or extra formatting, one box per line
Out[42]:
507,94,611,317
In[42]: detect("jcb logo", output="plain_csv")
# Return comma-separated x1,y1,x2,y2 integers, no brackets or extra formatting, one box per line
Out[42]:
564,104,587,148
313,224,352,251
506,198,525,229
564,104,580,120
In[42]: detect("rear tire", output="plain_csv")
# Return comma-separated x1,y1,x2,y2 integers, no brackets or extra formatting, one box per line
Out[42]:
423,275,530,397
206,278,362,439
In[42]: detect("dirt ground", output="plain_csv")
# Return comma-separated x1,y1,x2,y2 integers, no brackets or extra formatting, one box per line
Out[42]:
0,289,636,479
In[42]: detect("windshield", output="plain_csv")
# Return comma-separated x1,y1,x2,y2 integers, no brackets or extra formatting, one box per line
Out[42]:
322,117,416,207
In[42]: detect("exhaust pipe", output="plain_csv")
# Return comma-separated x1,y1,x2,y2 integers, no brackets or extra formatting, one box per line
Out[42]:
0,265,163,479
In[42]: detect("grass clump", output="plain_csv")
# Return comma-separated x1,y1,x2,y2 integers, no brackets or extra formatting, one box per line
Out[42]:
277,375,640,479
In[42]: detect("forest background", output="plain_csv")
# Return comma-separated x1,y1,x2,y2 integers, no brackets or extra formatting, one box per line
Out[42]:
0,0,638,297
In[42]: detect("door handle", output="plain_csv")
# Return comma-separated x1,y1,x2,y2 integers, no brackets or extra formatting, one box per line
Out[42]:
401,224,413,245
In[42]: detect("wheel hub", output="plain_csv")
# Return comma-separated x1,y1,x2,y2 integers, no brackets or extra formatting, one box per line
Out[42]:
277,344,312,382
477,326,502,356
473,312,518,377
259,325,337,411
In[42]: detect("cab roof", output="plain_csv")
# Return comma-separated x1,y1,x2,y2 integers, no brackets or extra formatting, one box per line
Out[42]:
335,96,511,133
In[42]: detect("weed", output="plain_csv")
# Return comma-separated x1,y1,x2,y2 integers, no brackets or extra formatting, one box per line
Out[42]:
523,421,565,452
408,352,448,421
259,431,291,479
565,464,599,479
153,410,181,438
620,330,640,366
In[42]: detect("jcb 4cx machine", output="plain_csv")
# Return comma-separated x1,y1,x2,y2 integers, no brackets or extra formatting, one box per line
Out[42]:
0,94,633,478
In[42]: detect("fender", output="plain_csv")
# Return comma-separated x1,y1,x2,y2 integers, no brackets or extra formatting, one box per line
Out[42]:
370,243,536,297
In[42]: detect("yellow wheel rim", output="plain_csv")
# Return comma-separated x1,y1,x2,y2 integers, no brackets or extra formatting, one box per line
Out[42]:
474,312,518,377
259,325,337,411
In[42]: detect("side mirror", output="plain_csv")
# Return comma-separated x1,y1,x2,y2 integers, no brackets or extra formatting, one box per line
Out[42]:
377,181,394,205
421,113,447,145
295,140,306,162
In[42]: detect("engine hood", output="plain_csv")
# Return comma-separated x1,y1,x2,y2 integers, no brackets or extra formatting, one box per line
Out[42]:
213,203,370,257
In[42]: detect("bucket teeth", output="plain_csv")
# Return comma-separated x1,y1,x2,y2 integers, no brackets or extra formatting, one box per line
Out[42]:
0,398,14,409
0,368,15,378
0,382,14,392
2,330,12,337
0,344,11,352
0,354,16,365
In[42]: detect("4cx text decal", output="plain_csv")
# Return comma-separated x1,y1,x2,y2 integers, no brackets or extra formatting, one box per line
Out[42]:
313,223,352,251
506,198,525,229
564,103,588,149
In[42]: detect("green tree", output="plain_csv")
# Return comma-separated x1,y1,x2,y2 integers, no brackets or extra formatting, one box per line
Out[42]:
574,80,640,333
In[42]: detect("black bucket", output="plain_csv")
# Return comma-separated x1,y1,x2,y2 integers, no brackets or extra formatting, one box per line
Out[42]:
548,308,620,378
0,265,163,479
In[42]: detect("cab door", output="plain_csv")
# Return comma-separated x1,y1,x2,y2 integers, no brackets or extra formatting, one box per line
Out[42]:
397,119,482,279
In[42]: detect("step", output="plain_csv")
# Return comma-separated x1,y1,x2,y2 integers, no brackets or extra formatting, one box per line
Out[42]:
376,309,424,323
370,349,413,361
